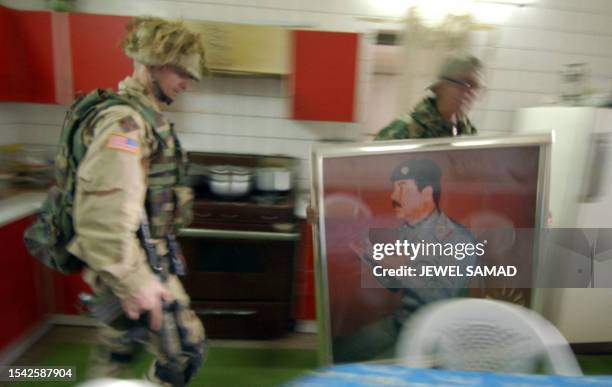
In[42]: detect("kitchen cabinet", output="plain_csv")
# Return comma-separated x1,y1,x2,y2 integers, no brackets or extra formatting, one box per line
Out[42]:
0,215,45,352
69,13,133,94
0,212,90,353
50,268,91,316
291,30,359,122
185,21,290,75
0,6,55,103
0,7,132,103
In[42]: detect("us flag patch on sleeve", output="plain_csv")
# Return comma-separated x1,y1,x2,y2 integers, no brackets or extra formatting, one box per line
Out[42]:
107,134,140,154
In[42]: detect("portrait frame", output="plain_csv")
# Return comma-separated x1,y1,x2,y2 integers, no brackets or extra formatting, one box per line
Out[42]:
310,133,552,365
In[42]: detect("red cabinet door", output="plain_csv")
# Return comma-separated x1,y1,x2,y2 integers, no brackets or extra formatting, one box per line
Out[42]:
0,214,91,352
291,30,359,122
0,216,45,351
69,13,133,94
0,6,55,103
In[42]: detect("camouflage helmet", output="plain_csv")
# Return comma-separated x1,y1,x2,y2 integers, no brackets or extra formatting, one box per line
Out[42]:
429,52,483,90
122,16,207,81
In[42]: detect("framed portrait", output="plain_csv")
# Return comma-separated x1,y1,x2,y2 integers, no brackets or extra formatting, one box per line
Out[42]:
310,134,551,364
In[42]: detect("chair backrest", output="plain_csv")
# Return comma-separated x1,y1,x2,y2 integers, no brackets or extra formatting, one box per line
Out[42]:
395,298,583,376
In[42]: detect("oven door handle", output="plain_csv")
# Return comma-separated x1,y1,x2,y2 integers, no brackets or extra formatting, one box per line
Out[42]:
195,308,257,317
178,228,300,241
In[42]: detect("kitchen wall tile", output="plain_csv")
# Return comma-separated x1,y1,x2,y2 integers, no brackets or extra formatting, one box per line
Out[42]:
515,7,561,31
588,56,612,78
470,109,485,126
591,75,612,94
296,159,311,182
470,29,491,48
537,0,612,17
490,48,563,73
0,105,22,124
486,90,550,112
16,124,61,145
7,103,66,125
0,124,19,144
573,12,611,36
482,111,515,133
488,70,558,94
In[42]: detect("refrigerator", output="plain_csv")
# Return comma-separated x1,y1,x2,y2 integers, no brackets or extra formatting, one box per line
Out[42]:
512,107,612,347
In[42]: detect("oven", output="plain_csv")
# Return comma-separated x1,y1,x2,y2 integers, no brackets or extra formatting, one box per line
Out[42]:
178,152,301,339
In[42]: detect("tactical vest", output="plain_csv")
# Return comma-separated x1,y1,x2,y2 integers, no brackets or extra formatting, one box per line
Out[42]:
145,117,190,238
24,89,189,273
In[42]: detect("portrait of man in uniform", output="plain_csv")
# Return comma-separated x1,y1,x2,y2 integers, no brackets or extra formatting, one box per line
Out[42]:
314,138,547,365
332,158,478,363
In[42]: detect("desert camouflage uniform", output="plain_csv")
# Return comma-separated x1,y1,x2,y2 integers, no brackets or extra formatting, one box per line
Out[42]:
374,97,477,141
67,76,206,385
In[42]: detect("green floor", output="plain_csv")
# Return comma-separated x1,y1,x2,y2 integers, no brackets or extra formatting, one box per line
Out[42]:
13,343,318,387
576,355,612,376
10,343,612,387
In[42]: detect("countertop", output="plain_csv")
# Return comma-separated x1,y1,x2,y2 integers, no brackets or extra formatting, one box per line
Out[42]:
0,190,46,227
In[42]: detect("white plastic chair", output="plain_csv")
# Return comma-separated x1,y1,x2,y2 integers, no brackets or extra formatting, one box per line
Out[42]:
395,298,583,376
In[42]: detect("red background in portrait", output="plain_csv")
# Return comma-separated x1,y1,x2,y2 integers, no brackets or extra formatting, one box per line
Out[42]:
320,146,541,336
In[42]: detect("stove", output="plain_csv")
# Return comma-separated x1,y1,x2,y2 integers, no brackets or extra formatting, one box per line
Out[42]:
178,152,302,339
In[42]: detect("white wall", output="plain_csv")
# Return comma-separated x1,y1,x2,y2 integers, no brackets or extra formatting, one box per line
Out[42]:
0,104,19,145
2,0,612,186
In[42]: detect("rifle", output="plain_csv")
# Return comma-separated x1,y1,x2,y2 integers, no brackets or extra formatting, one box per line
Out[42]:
80,216,189,386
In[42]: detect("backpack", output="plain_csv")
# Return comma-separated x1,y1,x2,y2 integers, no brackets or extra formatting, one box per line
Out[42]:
23,89,157,274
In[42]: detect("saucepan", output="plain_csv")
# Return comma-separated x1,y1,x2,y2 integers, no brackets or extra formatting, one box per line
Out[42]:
255,167,292,192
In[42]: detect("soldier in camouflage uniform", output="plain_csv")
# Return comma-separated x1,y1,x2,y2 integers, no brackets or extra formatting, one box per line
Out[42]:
333,159,477,363
66,17,207,385
375,52,483,140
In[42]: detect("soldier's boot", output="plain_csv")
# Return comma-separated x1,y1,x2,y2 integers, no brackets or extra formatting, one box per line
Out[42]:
88,325,139,380
88,348,137,379
144,339,208,386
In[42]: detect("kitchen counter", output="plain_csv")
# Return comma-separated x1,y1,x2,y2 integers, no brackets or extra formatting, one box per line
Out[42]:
0,190,46,227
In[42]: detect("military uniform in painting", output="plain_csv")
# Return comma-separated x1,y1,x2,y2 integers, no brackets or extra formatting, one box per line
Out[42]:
332,159,477,363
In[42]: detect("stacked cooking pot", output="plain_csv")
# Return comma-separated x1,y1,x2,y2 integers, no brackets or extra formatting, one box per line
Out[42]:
207,164,292,199
208,165,252,198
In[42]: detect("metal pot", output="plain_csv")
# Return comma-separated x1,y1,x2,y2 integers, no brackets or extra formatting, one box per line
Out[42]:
209,165,253,198
255,167,291,192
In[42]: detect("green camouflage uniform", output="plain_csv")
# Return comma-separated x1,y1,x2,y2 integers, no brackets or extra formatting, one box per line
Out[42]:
374,97,477,140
